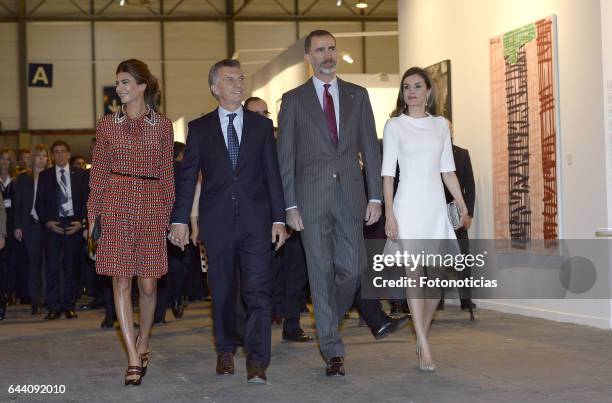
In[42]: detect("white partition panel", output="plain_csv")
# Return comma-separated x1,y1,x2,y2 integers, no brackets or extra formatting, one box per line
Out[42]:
164,22,226,121
27,22,93,130
0,23,19,131
94,22,162,120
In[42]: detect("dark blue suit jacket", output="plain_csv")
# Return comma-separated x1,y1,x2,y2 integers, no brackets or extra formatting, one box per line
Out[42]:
35,166,88,224
171,108,285,247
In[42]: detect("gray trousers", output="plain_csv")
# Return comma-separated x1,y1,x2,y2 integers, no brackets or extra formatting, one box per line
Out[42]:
300,186,365,361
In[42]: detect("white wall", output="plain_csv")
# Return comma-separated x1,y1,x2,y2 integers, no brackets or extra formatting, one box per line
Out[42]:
399,0,610,328
28,22,94,130
0,23,19,131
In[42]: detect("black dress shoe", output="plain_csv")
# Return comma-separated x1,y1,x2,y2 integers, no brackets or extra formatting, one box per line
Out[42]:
437,299,445,310
374,315,410,340
216,352,235,375
100,315,115,328
325,357,345,376
153,313,166,324
171,300,184,318
31,304,42,315
65,310,78,319
390,302,401,316
461,299,476,309
44,311,61,320
246,361,267,384
282,329,314,342
0,304,5,321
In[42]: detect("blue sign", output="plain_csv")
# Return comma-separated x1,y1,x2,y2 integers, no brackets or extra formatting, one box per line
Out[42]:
28,63,53,87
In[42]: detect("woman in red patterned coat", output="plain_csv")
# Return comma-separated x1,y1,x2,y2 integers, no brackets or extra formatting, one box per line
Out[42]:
88,59,174,386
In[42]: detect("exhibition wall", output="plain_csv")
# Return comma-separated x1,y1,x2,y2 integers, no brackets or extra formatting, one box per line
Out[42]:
399,0,611,328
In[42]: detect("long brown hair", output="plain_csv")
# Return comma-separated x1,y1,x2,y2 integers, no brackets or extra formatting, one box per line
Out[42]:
116,59,161,112
0,148,16,179
390,67,433,118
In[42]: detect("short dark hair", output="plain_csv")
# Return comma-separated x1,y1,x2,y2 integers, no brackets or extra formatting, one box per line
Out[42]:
244,97,264,109
70,155,85,165
173,141,186,160
50,140,70,153
305,30,336,53
116,59,162,112
208,59,241,98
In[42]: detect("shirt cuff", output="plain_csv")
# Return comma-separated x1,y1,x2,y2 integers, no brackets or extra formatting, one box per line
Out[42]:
272,222,285,225
171,222,188,225
369,199,382,204
285,206,297,211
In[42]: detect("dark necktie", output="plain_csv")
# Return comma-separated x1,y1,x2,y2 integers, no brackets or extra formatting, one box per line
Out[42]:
323,83,338,146
58,168,69,217
227,113,239,170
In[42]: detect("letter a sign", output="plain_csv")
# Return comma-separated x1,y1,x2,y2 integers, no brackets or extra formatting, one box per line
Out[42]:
28,63,53,87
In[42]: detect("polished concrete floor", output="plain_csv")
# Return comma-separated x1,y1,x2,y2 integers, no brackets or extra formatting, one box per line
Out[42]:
2,300,612,403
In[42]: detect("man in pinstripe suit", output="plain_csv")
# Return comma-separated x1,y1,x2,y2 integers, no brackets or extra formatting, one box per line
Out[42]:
277,30,388,376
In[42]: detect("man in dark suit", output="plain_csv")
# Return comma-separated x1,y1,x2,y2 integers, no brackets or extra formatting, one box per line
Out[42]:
169,59,287,384
244,96,313,343
36,140,88,320
443,127,476,311
277,30,407,377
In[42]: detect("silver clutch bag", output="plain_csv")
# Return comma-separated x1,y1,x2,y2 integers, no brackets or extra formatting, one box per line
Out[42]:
447,201,462,230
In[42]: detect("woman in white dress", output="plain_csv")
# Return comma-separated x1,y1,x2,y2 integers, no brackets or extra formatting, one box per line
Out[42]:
382,67,469,372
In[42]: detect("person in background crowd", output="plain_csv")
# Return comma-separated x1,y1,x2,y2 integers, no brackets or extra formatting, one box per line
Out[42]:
0,193,6,320
88,59,174,386
154,141,190,324
16,149,32,175
70,155,87,171
245,96,313,343
36,140,88,322
0,149,18,307
14,144,51,315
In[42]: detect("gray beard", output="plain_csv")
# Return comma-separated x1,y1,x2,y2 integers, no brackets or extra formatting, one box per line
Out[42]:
318,65,337,75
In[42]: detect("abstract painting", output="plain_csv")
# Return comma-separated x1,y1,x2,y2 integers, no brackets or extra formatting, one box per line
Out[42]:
424,59,452,121
490,15,560,243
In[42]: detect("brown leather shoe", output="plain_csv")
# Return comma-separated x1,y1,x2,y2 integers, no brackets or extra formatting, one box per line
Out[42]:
246,361,267,384
325,356,345,376
216,352,235,375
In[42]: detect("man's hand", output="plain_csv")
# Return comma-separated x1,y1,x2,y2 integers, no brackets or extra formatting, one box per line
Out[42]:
286,208,304,231
46,221,64,235
0,236,5,250
168,223,189,251
65,221,82,235
14,228,23,242
364,202,382,226
271,223,288,251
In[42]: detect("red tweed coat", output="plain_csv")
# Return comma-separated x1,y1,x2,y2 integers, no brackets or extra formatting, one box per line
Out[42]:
88,106,175,278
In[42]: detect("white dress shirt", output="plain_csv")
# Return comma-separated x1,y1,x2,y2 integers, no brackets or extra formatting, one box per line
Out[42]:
218,105,244,146
55,164,74,217
312,75,340,137
31,177,39,220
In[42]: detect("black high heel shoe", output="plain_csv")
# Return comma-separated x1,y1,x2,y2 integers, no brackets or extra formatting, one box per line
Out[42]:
124,366,143,386
136,336,150,377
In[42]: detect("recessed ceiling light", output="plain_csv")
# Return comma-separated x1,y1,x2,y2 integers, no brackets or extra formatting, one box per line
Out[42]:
336,0,342,6
356,1,368,8
342,53,354,64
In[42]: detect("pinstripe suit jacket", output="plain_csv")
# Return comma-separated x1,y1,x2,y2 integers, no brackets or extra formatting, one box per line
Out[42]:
277,77,382,223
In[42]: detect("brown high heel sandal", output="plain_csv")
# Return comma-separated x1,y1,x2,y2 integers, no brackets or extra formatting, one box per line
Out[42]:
124,366,143,386
136,335,151,377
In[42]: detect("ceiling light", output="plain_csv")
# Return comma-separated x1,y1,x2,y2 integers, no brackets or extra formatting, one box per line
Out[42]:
119,0,125,5
342,53,354,64
336,0,342,6
356,1,368,8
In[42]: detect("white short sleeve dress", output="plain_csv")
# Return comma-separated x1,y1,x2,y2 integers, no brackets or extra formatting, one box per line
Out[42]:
381,114,457,240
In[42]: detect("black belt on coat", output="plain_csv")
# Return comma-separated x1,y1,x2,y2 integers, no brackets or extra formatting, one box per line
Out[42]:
111,171,159,181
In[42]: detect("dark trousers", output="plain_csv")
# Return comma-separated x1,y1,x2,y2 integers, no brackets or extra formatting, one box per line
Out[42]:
23,221,44,305
206,218,271,367
354,289,389,331
43,221,81,312
270,233,309,333
156,242,189,317
0,236,18,297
